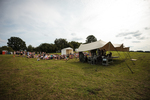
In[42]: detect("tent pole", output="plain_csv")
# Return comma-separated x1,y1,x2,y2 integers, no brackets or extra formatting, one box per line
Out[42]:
124,51,129,60
122,45,128,60
115,48,134,74
127,51,135,65
109,42,110,52
123,50,128,60
121,47,127,60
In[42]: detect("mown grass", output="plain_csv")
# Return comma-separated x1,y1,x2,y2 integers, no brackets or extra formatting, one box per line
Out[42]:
0,52,150,100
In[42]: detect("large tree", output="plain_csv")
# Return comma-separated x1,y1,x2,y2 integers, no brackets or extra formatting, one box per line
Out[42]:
27,45,34,52
54,38,68,51
86,35,97,43
37,43,56,53
68,41,81,51
7,37,27,51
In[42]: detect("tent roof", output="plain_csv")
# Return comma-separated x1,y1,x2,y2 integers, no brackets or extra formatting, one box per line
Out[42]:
61,47,73,50
77,40,109,52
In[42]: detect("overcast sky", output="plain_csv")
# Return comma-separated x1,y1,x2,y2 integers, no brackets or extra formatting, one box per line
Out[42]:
0,0,150,51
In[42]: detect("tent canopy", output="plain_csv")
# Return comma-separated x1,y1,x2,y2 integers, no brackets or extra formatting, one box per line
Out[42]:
77,40,115,52
77,40,130,52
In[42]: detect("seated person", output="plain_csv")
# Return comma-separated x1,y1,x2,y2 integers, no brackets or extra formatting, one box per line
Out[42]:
53,54,56,59
40,55,43,59
64,55,68,60
106,52,112,58
55,55,58,60
50,55,53,59
36,54,39,58
109,52,112,57
69,54,72,59
44,54,48,60
47,54,50,60
58,55,60,60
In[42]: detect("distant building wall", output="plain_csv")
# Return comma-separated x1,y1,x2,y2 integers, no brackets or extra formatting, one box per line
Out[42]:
123,47,129,51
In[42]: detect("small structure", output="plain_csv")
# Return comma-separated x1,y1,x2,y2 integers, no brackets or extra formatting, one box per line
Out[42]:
113,44,124,51
61,47,73,55
123,47,130,51
2,50,7,55
113,43,130,51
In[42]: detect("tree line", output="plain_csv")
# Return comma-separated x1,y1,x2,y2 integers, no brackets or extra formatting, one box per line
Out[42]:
0,35,97,53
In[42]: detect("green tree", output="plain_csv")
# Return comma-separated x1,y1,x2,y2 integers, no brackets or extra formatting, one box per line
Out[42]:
0,46,14,54
38,43,48,52
34,46,40,52
35,43,56,53
7,37,27,51
86,35,97,43
27,45,34,52
68,41,81,51
7,46,14,52
54,38,68,51
49,44,57,53
1,46,8,51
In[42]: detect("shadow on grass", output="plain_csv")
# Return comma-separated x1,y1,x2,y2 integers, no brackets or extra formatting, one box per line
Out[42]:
68,58,125,69
86,88,102,95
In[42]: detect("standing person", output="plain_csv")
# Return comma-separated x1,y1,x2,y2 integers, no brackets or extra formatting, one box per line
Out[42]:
22,51,24,57
43,52,46,57
13,51,16,57
20,51,23,57
16,51,19,56
16,51,18,56
27,52,29,58
102,49,104,56
18,51,20,56
33,52,35,58
23,51,26,57
103,49,106,56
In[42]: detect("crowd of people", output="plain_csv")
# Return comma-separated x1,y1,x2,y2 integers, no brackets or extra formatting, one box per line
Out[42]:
13,51,80,61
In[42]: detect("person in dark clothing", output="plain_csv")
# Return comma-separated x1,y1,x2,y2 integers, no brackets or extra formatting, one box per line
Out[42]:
102,49,104,56
20,51,23,57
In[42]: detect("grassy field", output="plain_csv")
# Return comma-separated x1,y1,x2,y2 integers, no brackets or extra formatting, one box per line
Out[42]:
0,52,150,100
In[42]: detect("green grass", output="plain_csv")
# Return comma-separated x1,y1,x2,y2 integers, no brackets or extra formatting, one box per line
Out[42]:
0,52,150,100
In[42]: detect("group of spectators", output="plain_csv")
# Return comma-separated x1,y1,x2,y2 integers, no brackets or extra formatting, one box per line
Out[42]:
13,51,79,61
13,51,27,57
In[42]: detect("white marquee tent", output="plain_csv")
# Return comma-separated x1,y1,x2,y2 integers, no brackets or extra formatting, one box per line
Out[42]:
77,40,130,52
77,40,116,52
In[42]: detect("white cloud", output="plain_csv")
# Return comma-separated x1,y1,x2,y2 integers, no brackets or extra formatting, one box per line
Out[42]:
0,0,150,50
